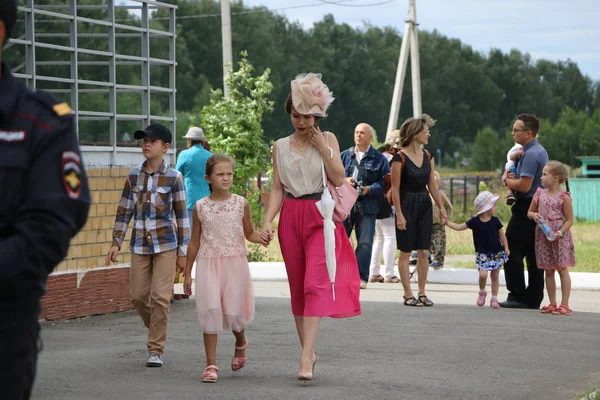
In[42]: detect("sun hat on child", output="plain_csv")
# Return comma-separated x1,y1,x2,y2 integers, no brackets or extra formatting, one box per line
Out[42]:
474,191,500,215
290,73,335,118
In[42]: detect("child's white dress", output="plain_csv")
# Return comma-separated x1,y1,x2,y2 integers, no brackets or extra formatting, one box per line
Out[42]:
195,194,255,333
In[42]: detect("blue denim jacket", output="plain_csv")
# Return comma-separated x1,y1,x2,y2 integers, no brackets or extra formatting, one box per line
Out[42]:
340,146,390,215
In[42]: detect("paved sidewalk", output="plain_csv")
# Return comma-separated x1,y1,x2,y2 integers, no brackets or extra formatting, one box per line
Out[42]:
248,256,600,289
33,282,600,400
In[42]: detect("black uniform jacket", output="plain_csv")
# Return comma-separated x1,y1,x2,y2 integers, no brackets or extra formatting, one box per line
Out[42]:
0,62,90,301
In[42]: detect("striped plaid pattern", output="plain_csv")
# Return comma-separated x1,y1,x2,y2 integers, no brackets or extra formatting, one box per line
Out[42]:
111,161,190,256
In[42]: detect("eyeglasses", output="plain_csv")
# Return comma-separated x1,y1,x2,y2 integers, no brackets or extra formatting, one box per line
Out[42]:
512,128,528,133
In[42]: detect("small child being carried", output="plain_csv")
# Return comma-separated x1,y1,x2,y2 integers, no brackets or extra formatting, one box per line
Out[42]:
505,143,523,205
445,191,509,308
183,154,269,383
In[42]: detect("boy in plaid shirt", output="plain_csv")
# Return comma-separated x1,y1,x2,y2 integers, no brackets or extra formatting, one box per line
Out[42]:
106,124,190,367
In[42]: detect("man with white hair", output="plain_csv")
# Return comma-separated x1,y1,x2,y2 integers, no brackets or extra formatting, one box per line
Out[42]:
341,123,390,289
175,127,212,228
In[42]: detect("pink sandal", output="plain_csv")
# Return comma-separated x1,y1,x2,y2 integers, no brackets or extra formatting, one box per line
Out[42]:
201,365,219,383
231,339,248,371
540,304,557,314
552,304,572,316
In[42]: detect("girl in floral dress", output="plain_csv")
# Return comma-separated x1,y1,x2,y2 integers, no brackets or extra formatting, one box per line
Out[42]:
446,191,510,308
183,154,268,383
528,161,575,316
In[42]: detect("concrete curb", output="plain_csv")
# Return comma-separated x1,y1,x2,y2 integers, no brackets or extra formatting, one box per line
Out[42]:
248,262,600,290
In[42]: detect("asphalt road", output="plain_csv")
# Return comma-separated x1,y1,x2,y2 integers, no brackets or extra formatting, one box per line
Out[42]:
32,282,600,400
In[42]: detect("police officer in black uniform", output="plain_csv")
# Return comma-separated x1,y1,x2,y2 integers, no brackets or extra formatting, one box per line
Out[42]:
1,2,90,398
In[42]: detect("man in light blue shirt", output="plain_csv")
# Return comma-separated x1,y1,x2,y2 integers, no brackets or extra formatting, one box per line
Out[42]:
175,127,212,228
500,114,549,310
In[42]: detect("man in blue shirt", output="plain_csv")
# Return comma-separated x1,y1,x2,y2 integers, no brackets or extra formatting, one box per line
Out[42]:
341,123,390,289
500,114,549,309
175,127,212,227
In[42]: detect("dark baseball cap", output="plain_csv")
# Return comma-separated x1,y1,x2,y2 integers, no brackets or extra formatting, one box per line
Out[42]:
0,0,18,44
134,124,172,144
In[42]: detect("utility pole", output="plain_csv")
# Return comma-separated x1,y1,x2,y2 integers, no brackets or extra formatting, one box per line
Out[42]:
386,0,422,134
221,0,233,97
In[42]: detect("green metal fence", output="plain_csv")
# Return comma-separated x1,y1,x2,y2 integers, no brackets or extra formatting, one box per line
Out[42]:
570,178,600,221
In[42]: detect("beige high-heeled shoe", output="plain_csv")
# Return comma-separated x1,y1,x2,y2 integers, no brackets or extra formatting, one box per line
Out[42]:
297,352,318,381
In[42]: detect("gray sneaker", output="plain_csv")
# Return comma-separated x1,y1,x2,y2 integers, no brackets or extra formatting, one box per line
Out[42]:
146,353,163,367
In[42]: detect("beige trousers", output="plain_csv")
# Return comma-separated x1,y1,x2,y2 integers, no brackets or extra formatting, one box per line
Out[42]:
130,249,177,354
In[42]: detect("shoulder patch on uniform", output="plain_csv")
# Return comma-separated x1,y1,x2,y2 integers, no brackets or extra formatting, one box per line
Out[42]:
29,90,73,118
53,103,72,116
62,151,83,199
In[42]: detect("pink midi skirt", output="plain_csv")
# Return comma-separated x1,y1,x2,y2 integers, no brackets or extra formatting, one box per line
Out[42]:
278,197,361,318
195,255,255,333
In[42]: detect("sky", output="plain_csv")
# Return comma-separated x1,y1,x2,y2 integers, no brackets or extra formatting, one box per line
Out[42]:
235,0,600,81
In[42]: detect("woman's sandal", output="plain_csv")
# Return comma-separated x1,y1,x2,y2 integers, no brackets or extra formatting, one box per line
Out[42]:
418,295,434,307
540,304,557,314
201,365,219,383
231,339,248,371
403,296,422,307
552,304,572,316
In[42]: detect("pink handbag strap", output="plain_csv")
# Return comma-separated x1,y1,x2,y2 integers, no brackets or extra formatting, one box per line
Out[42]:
320,132,335,187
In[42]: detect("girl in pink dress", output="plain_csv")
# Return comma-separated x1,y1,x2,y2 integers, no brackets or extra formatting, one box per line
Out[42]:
183,154,268,383
527,161,576,316
262,73,361,382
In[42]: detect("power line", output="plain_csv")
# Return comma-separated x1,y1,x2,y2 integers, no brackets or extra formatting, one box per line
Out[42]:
18,0,396,24
151,0,394,21
317,0,396,6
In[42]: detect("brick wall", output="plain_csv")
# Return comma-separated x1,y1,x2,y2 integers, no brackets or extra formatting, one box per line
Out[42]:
41,167,135,321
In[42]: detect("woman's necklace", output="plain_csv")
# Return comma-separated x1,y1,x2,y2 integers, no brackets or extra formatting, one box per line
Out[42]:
294,135,309,151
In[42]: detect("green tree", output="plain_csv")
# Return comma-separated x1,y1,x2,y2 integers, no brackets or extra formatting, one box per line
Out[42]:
195,50,273,193
470,126,503,171
195,51,274,261
8,0,599,153
541,107,600,167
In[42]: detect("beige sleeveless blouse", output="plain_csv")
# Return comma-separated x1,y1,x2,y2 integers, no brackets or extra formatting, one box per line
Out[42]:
276,135,325,198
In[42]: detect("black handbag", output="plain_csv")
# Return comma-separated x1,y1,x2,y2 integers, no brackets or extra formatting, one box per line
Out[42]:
376,196,393,219
376,173,393,220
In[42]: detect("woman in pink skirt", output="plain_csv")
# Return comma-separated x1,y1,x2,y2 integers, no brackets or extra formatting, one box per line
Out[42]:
262,73,361,382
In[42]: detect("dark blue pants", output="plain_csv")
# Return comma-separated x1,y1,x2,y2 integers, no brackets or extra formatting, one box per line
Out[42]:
344,209,377,283
0,300,41,400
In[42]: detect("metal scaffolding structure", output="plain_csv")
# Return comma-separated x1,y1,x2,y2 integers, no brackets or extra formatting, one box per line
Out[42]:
5,0,178,166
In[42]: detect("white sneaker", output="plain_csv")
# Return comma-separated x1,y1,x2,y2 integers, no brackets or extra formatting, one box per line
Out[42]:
360,281,367,289
146,353,163,367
